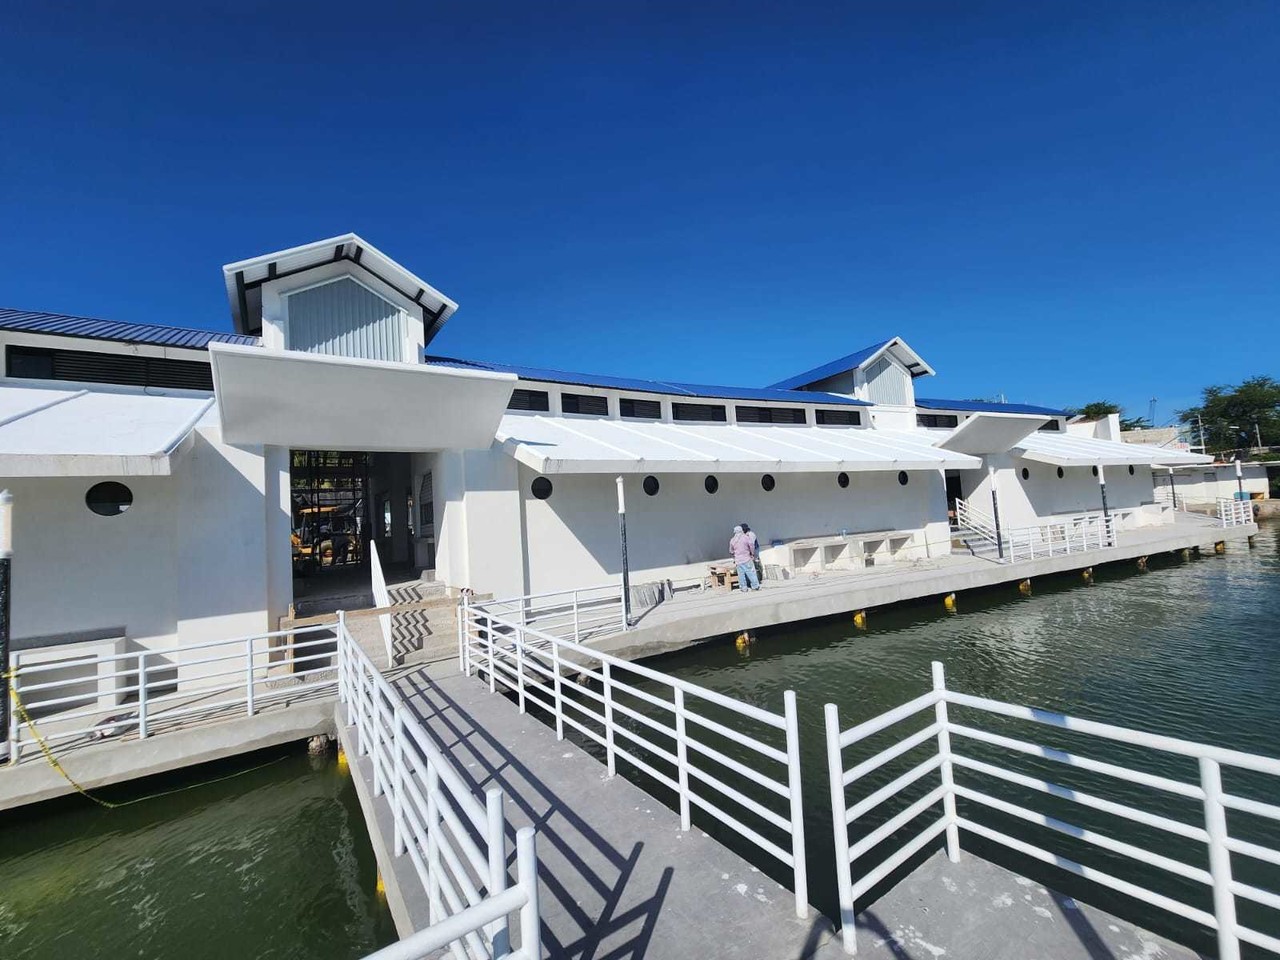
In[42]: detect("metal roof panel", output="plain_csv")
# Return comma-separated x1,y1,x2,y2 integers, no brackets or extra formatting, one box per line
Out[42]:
0,307,258,350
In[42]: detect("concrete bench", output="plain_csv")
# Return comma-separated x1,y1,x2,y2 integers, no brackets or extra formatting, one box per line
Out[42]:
761,530,918,574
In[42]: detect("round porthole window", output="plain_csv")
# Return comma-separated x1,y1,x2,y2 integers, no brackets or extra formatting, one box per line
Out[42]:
1128,465,1136,476
837,472,849,489
897,471,909,486
761,474,776,492
704,475,719,495
643,475,660,496
1021,467,1030,481
531,477,553,500
1057,467,1065,479
86,481,133,516
1092,466,1099,478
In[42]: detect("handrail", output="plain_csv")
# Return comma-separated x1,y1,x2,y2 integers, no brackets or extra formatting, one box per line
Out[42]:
338,617,542,960
824,662,1280,958
8,623,341,763
1218,497,1254,528
460,594,810,919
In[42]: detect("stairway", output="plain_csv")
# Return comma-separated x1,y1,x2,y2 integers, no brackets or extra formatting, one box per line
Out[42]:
950,521,1004,561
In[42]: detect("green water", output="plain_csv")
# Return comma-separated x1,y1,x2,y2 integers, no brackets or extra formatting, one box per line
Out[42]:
0,747,396,960
617,521,1280,954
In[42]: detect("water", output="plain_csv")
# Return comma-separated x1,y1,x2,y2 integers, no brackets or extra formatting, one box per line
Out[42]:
626,521,1280,953
0,746,396,960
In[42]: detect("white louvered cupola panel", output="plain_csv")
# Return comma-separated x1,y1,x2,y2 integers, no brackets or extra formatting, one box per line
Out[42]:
285,276,407,362
864,356,911,406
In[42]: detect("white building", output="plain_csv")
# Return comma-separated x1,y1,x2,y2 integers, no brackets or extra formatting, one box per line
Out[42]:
0,235,1214,666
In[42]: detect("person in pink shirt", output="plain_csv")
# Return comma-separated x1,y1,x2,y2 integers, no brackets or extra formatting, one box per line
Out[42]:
730,525,760,592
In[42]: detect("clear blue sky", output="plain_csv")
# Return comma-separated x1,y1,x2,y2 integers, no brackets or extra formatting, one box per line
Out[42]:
2,2,1276,422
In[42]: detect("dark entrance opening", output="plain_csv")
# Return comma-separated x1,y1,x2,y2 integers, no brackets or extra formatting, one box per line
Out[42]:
291,450,371,576
945,471,964,519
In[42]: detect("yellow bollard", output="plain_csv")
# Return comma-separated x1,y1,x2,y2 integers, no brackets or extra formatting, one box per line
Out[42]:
735,632,753,657
853,610,867,630
336,746,349,774
1215,541,1226,554
1018,579,1032,596
1081,567,1094,584
1136,556,1148,572
943,593,956,613
376,872,386,898
1180,548,1191,561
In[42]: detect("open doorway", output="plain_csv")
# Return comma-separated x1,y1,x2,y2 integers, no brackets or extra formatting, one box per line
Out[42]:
945,470,964,520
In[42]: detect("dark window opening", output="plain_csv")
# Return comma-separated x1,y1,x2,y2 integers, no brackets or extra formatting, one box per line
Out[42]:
1057,467,1065,479
1021,468,1030,480
735,405,806,424
704,475,719,494
531,477,553,500
643,475,660,496
898,471,909,486
86,481,133,516
672,402,726,423
916,413,959,429
508,388,550,412
561,393,608,416
816,409,861,426
7,345,214,391
1038,419,1061,432
619,397,661,420
1092,466,1099,477
761,474,776,492
1128,465,1136,475
837,473,850,488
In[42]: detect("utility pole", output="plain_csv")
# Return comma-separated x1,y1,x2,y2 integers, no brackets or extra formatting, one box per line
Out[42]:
615,477,631,630
1254,419,1263,450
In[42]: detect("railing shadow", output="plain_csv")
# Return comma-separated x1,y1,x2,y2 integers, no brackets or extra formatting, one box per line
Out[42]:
396,670,674,960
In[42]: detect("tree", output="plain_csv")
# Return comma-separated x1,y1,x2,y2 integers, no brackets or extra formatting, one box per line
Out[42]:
1066,401,1148,430
1178,376,1280,452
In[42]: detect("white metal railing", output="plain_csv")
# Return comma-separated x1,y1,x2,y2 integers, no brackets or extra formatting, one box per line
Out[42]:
460,596,810,918
1218,497,1255,528
1004,512,1116,562
825,662,1280,958
338,617,541,960
8,623,340,763
370,540,394,664
475,584,628,643
955,498,1118,564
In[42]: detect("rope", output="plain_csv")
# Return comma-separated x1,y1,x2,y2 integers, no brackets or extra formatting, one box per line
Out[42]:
5,673,291,809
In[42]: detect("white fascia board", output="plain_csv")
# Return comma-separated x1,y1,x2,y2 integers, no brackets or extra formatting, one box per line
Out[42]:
935,412,1049,455
0,453,174,478
209,342,514,452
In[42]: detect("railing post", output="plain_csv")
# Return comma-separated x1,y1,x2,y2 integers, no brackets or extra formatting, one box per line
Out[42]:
673,687,691,830
573,590,580,643
137,652,149,740
1200,757,1240,960
515,626,527,714
932,661,961,863
823,703,857,954
457,597,467,674
371,684,384,798
245,637,256,718
516,827,542,960
783,689,809,918
552,639,565,741
602,661,616,776
392,704,406,856
425,760,442,924
485,788,511,955
7,667,18,763
486,615,496,694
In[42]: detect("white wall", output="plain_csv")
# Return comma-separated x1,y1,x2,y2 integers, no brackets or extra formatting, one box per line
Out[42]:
433,448,525,597
967,454,1159,529
6,422,274,670
1168,464,1270,502
513,466,952,595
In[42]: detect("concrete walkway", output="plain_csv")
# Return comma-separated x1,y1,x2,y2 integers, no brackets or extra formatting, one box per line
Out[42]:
349,665,1204,960
593,515,1257,660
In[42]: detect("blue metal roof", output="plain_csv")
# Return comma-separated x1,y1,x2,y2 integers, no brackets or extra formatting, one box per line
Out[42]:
0,307,258,350
425,355,870,407
767,339,896,390
916,397,1069,417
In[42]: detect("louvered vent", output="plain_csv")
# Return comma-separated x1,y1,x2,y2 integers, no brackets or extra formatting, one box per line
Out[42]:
507,388,551,411
736,405,806,424
561,393,608,415
619,398,661,420
816,409,861,426
7,345,214,390
672,402,727,423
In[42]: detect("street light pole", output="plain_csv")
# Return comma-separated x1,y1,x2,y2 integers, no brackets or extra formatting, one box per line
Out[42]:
1167,467,1178,511
1255,420,1263,450
1235,457,1244,499
1097,465,1112,545
615,477,631,630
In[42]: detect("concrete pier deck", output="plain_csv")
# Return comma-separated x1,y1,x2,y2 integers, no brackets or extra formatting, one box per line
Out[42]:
344,664,1201,960
593,515,1257,661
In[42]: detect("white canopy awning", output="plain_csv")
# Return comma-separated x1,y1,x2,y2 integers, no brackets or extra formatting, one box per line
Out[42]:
497,415,983,474
0,384,214,477
1015,432,1213,467
934,413,1048,455
209,343,516,452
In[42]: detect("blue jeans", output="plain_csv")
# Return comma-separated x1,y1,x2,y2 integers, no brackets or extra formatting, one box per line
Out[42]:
737,561,760,591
